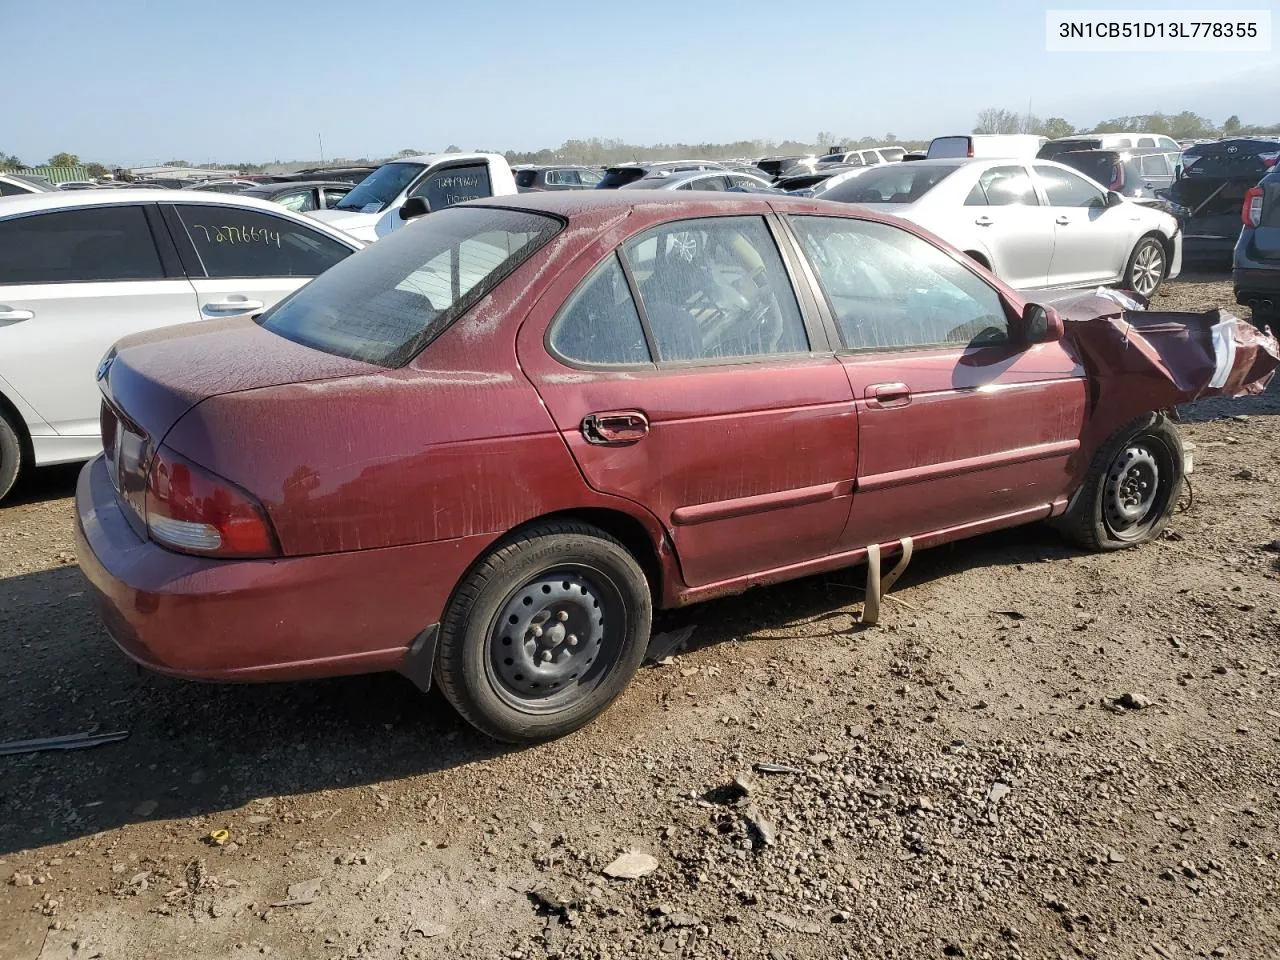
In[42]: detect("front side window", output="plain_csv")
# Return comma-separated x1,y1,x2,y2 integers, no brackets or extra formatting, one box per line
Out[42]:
548,254,650,365
321,186,351,208
333,162,425,212
0,205,164,284
275,189,317,213
578,169,602,185
259,206,561,366
1035,164,1106,207
176,204,352,279
791,216,1008,351
411,163,492,209
622,216,808,362
1138,137,1156,147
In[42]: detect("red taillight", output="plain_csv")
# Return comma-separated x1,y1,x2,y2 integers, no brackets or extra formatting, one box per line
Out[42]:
144,445,277,558
1109,162,1125,192
1243,187,1264,227
967,143,974,158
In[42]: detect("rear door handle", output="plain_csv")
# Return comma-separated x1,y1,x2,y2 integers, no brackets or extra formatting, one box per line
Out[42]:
583,410,649,445
203,298,265,314
0,307,34,326
865,382,911,408
973,215,993,226
1055,216,1071,225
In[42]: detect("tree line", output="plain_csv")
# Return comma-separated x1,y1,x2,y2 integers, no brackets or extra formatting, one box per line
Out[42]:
6,110,1278,175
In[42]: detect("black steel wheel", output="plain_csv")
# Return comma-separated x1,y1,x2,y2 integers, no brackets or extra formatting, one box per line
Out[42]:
434,521,652,743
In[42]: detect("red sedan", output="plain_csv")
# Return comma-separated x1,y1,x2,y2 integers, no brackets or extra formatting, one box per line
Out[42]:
73,192,1270,742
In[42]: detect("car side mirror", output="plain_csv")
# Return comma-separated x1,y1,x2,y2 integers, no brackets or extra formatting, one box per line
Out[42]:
1015,302,1064,344
399,197,430,221
1105,190,1124,208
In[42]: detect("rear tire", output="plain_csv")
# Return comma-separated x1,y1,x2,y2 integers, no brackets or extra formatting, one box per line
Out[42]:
434,521,652,743
0,409,24,503
1123,234,1167,299
1055,413,1183,551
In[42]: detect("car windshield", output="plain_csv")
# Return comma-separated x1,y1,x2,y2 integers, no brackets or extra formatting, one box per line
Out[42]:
822,165,957,204
259,206,562,367
334,162,425,212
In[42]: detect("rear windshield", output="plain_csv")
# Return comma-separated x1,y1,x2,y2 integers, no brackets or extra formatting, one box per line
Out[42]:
1038,138,1102,159
259,206,562,366
1182,139,1280,180
597,167,647,188
877,147,907,162
1056,152,1119,186
927,137,970,158
334,162,425,212
514,170,538,188
822,164,956,204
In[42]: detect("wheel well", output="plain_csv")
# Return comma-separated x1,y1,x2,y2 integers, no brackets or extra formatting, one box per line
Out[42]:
1138,230,1171,265
0,388,34,467
513,508,664,600
964,250,991,270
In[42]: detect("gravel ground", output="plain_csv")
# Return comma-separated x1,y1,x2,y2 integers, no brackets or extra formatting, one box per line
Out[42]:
2,275,1278,960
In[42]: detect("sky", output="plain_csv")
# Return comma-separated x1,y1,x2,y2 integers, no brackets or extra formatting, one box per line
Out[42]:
3,0,1276,167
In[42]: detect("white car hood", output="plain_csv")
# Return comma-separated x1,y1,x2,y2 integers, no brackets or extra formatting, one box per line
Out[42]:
306,208,381,242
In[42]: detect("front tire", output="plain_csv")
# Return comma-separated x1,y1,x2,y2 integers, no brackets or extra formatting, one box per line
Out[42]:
1123,235,1167,299
0,410,24,503
1056,413,1183,551
434,521,652,743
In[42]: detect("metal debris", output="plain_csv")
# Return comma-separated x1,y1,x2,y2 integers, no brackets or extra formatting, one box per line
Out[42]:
0,730,129,757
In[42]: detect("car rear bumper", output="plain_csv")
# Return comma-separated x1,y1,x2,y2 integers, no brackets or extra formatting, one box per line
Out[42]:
1234,265,1280,308
73,455,476,685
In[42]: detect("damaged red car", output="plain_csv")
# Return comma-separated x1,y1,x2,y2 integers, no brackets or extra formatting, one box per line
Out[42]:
74,192,1278,742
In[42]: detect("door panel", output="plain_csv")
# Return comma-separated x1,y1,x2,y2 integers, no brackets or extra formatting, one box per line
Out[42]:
962,165,1054,289
1033,163,1130,285
839,343,1086,548
0,280,200,435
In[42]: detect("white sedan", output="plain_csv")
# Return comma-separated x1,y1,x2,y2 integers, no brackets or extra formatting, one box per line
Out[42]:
820,158,1182,295
0,189,362,500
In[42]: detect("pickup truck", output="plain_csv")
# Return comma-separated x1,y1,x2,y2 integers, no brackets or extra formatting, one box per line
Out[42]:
307,152,517,242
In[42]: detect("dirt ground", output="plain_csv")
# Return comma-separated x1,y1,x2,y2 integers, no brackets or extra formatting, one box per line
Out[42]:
1,274,1278,960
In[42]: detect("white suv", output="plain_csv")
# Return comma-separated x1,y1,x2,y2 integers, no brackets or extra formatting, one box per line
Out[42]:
0,190,362,500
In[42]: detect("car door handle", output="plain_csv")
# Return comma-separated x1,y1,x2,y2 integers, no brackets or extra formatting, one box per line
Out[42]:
865,382,911,408
203,298,265,314
582,411,649,445
973,215,993,226
1055,216,1071,225
0,307,34,326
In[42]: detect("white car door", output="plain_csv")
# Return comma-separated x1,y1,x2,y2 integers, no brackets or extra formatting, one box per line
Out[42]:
1032,163,1130,286
166,203,356,320
961,165,1055,289
0,203,200,441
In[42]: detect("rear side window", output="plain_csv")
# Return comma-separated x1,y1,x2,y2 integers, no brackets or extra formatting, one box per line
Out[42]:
548,254,651,365
622,216,808,362
578,169,602,185
1035,165,1105,207
411,163,492,209
274,189,317,213
259,206,561,366
823,164,955,204
0,180,30,197
0,205,164,284
791,216,1008,351
514,170,538,188
1140,154,1171,176
175,204,352,279
927,137,970,158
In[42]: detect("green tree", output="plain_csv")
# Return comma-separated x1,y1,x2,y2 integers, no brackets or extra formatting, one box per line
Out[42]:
0,152,22,169
48,152,80,167
1222,114,1242,135
163,159,190,167
395,148,420,157
443,144,461,153
1038,117,1076,139
973,108,1021,135
85,162,108,179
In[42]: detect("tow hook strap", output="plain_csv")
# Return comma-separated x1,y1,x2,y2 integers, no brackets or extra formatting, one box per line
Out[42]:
861,537,914,626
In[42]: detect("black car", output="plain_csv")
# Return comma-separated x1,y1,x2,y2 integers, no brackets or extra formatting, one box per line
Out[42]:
241,180,354,213
595,161,724,189
772,166,860,194
1234,166,1280,330
279,165,377,185
754,156,817,180
1168,138,1280,262
513,166,602,192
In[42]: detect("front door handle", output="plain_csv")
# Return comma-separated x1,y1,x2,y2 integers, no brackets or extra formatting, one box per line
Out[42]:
974,215,993,226
0,307,34,326
582,410,649,445
1055,216,1071,225
865,382,911,408
203,297,265,314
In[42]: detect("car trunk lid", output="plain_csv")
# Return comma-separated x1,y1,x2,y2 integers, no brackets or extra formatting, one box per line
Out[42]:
1171,138,1280,241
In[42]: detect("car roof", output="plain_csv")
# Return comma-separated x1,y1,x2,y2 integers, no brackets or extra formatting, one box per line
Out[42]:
0,189,363,245
468,189,885,222
244,180,354,193
392,152,505,166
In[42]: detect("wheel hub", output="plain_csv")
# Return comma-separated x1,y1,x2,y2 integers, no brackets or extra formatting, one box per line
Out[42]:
1132,244,1164,297
1105,445,1160,527
491,573,606,699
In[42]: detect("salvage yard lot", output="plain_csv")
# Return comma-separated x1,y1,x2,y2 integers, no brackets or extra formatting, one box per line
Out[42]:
1,275,1278,960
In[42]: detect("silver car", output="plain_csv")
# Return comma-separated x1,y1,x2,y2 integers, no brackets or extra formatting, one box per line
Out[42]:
619,169,775,192
820,158,1182,296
